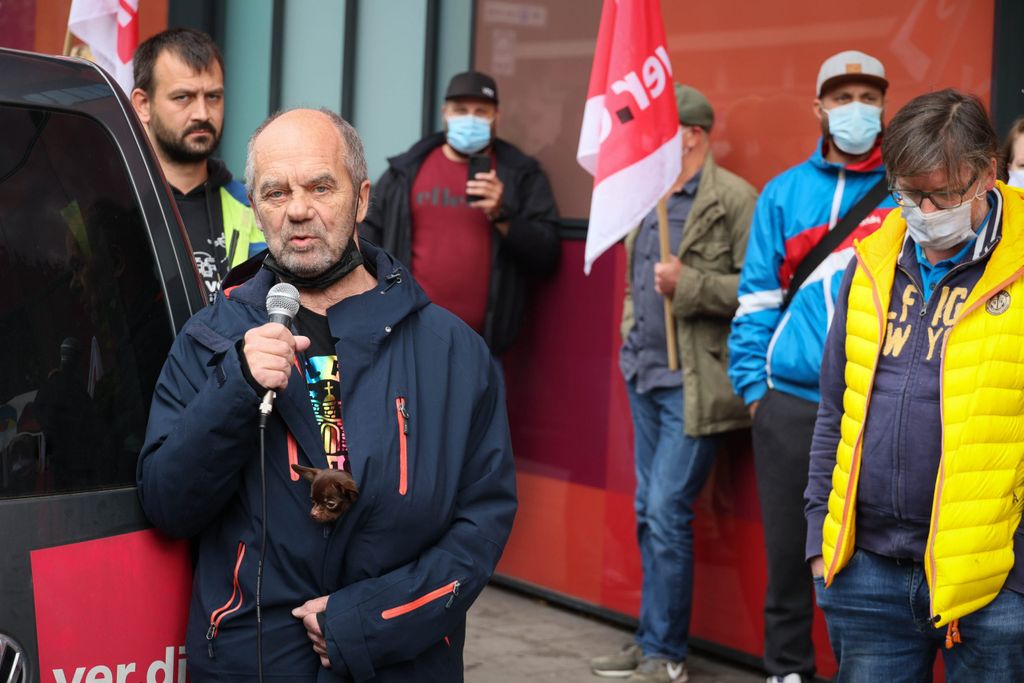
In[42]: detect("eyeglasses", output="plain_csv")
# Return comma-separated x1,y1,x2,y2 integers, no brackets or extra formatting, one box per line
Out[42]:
888,172,979,210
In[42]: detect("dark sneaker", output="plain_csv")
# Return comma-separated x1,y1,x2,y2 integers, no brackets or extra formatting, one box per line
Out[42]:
590,643,641,678
626,657,688,683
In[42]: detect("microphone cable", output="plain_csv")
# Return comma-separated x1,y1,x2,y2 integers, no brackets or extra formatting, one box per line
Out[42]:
253,282,300,683
257,404,271,683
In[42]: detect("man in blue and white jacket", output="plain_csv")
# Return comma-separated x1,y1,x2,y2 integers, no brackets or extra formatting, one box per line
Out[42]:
727,51,896,683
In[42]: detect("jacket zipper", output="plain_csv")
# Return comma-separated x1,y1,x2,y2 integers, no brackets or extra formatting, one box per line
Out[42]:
287,431,299,480
396,397,409,495
381,580,460,620
927,265,1024,625
226,226,240,267
207,542,246,658
889,263,932,521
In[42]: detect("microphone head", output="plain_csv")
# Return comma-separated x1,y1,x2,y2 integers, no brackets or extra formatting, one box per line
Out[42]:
266,282,301,324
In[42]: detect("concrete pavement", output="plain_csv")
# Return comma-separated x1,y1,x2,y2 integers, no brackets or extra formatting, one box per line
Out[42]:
465,585,764,682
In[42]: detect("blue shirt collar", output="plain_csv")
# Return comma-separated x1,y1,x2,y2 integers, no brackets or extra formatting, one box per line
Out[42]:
673,168,702,198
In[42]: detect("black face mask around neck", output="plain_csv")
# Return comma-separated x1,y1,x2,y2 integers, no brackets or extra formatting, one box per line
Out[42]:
262,238,364,290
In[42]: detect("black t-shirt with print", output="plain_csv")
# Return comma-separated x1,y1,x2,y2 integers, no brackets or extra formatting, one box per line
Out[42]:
293,306,350,472
174,185,227,304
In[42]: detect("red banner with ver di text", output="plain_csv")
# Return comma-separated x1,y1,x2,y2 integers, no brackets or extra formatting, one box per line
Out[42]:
577,0,681,274
31,529,192,683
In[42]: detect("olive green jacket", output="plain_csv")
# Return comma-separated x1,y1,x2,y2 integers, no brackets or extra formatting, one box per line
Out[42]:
621,155,757,436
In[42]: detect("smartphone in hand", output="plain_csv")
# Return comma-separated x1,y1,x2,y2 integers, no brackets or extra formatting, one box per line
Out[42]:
466,154,491,203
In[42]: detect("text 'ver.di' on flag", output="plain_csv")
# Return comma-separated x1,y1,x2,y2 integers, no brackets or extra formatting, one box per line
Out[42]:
68,0,139,94
577,0,681,274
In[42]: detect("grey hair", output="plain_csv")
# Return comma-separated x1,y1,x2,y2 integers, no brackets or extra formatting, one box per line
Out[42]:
243,107,368,195
882,88,997,187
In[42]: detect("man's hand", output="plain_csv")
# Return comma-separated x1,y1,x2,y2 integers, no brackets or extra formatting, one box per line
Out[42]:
292,595,331,668
810,556,825,578
748,401,759,419
467,170,506,230
654,257,682,297
243,323,311,391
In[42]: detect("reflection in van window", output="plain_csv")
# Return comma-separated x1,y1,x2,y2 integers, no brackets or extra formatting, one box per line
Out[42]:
0,105,173,498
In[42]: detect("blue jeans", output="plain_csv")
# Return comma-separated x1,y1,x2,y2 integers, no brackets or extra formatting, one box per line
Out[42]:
815,549,1024,682
626,379,718,661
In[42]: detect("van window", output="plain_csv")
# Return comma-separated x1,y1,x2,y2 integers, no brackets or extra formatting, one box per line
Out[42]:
0,105,174,497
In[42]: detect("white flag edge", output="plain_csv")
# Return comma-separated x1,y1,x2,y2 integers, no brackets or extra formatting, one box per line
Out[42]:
583,128,683,274
576,95,606,176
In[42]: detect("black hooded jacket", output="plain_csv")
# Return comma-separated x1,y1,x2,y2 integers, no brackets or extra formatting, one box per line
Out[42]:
172,158,235,278
359,132,560,355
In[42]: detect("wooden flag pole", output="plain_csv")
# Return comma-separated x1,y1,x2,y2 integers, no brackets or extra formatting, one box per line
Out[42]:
62,2,74,56
656,198,679,371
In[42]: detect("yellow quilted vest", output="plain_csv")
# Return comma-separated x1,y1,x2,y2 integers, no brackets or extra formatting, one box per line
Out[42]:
220,186,264,268
822,182,1024,627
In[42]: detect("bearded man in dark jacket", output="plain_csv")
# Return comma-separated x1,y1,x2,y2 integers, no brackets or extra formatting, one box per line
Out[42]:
359,71,560,355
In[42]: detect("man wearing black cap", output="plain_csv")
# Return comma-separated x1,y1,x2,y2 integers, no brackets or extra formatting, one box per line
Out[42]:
359,71,560,355
590,84,757,683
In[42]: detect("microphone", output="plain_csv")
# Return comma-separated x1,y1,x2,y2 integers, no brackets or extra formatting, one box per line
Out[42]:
259,282,301,421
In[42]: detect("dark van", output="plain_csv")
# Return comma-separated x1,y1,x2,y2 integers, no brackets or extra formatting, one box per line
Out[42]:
0,48,204,683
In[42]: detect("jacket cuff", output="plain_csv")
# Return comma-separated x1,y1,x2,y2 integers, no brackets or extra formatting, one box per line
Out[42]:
324,602,373,682
672,266,700,317
805,512,825,561
235,339,266,396
491,203,514,225
741,382,767,405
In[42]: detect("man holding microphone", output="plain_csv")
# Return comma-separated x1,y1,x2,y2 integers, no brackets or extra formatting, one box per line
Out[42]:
138,107,516,682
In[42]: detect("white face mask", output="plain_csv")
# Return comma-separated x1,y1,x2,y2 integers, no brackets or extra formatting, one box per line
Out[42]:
903,199,979,250
1008,169,1024,188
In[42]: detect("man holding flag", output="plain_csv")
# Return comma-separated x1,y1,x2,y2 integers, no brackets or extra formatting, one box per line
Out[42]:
579,3,756,682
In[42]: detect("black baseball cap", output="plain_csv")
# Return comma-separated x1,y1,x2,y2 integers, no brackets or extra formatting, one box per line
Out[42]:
445,71,499,104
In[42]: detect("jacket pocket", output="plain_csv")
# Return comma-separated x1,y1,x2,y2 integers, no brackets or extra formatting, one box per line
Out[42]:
381,580,460,620
206,541,246,658
687,240,732,270
395,396,410,495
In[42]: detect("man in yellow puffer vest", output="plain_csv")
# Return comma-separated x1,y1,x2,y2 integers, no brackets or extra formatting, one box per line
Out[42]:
805,89,1024,681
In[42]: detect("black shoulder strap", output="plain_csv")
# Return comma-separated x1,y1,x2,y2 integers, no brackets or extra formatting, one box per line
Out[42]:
780,177,888,311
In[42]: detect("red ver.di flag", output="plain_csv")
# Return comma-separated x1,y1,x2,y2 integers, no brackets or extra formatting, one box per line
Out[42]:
577,0,681,274
68,0,140,94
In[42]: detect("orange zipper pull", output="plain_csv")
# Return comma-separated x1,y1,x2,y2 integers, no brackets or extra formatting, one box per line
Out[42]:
945,619,961,649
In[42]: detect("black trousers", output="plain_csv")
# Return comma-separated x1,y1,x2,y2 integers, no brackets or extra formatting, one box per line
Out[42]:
751,389,819,679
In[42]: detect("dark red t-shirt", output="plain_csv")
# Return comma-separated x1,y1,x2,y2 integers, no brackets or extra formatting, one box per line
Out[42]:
409,147,493,334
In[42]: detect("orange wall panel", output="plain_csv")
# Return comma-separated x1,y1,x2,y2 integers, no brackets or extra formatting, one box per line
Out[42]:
659,1,994,190
498,471,608,605
477,0,995,215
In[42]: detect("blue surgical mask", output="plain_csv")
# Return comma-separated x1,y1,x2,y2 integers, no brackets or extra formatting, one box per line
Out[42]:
446,115,492,155
826,101,882,155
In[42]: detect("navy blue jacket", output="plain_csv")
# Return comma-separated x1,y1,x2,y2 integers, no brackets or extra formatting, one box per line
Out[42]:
805,194,1024,591
138,243,517,682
